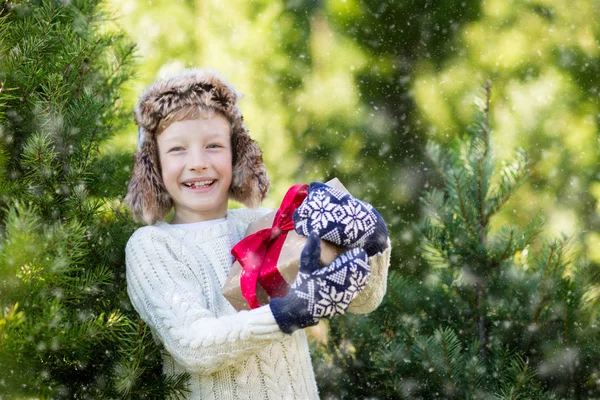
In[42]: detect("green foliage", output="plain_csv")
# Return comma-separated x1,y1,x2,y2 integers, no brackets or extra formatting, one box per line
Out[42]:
0,1,186,397
3,0,598,397
412,0,600,267
419,84,539,274
313,86,600,398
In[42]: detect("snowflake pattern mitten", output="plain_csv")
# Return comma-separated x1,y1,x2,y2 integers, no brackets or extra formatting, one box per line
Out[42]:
269,232,370,334
293,181,389,257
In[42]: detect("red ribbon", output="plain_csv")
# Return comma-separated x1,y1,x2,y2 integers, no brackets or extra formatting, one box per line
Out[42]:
231,184,309,309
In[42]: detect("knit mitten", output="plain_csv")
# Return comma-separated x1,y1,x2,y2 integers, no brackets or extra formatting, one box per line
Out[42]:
293,181,389,257
269,232,370,334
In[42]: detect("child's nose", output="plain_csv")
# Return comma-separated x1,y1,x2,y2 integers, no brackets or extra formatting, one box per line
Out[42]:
188,149,209,170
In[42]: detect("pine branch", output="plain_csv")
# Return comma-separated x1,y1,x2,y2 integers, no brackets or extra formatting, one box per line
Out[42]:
419,220,453,267
68,311,128,345
485,149,529,220
531,245,558,325
477,156,485,229
464,339,485,395
62,264,112,301
498,228,513,262
420,188,451,227
482,81,491,150
475,282,487,360
425,141,452,186
510,358,529,400
0,3,147,395
452,172,478,239
488,217,543,267
0,302,25,352
413,328,464,395
29,4,59,84
439,329,459,391
468,87,495,359
413,336,446,385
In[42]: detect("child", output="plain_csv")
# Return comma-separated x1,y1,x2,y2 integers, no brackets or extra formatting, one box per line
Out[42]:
124,69,391,399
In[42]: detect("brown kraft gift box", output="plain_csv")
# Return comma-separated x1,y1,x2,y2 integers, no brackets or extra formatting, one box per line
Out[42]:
222,178,349,311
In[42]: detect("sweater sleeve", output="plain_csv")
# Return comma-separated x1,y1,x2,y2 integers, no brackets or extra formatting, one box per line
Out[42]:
125,227,285,375
347,238,392,314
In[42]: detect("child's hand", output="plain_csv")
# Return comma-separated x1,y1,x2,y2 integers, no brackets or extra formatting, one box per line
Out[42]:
293,181,389,257
269,232,370,334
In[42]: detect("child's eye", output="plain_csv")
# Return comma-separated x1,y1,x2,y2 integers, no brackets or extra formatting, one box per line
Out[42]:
208,143,223,149
168,146,185,153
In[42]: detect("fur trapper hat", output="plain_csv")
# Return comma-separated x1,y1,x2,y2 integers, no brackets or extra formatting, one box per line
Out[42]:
125,68,270,225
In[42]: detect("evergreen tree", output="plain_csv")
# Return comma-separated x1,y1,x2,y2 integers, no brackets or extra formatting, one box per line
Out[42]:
313,83,600,399
0,1,186,397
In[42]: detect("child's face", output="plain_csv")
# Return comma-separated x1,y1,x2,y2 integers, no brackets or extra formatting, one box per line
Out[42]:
157,114,232,223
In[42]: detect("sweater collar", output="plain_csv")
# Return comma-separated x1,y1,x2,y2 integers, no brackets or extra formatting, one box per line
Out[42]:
154,213,236,242
169,217,227,230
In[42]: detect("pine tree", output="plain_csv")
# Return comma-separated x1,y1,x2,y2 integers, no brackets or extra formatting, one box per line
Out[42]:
313,83,600,399
0,1,187,397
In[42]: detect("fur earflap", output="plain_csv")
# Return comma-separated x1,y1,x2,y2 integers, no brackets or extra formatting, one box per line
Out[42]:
125,69,269,224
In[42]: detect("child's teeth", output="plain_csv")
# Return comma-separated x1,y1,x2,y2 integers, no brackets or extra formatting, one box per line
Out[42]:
189,181,212,188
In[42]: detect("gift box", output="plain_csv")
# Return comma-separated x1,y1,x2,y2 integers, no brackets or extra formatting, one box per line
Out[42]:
222,178,349,311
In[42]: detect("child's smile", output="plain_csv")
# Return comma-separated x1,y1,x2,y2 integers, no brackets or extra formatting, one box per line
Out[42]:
182,178,216,189
157,114,233,224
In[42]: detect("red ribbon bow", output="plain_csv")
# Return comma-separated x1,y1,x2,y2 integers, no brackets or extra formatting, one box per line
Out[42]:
231,184,309,309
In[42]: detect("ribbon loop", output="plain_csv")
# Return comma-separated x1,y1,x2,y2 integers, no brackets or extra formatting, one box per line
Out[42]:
231,184,309,309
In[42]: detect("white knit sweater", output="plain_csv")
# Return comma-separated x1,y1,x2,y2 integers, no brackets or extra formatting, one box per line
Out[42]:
125,207,391,399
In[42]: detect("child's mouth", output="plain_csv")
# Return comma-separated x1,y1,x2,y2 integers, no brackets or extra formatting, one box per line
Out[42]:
182,179,216,189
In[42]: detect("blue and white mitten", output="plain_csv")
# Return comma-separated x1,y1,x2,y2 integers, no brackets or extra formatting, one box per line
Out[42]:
293,182,389,257
269,232,370,334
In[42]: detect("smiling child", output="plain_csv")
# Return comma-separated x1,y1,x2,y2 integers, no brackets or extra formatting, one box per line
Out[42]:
124,69,391,399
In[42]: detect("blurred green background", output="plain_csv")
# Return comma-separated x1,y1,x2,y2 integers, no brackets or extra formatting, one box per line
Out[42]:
5,0,598,396
104,0,600,269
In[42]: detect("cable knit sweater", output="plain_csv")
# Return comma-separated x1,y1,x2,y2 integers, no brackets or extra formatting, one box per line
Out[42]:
125,207,391,399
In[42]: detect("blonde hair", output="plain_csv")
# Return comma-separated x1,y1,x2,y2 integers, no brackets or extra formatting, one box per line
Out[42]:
157,105,231,136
